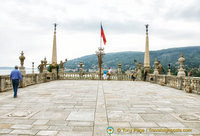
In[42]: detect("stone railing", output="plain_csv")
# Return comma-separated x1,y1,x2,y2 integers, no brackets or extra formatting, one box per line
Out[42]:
148,74,200,94
0,72,57,92
63,72,132,80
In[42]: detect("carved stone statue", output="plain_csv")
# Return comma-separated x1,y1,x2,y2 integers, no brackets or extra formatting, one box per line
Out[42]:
38,61,44,73
60,61,64,69
136,62,142,80
19,51,25,67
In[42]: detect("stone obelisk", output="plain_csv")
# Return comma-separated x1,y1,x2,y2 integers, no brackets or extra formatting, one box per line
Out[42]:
52,23,57,66
144,24,150,73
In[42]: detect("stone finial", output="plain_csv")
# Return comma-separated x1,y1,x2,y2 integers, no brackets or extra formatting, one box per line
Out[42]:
178,53,185,69
19,51,25,67
145,24,149,33
177,53,186,77
19,51,26,75
54,23,57,32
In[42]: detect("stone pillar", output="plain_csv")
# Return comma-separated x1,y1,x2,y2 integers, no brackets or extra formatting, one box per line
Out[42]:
144,24,151,73
52,23,57,66
117,63,122,80
168,64,171,76
177,54,186,77
118,63,122,74
59,60,64,79
43,57,47,73
19,51,26,75
79,62,84,79
153,58,159,75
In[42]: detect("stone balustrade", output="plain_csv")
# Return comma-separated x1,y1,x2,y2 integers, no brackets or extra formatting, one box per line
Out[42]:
1,71,200,95
0,72,57,92
63,72,132,80
148,74,200,94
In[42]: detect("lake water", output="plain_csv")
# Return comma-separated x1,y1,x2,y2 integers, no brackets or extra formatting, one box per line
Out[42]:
0,69,39,75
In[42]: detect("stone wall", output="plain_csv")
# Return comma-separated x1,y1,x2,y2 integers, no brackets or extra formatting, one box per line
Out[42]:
148,74,200,94
0,72,57,92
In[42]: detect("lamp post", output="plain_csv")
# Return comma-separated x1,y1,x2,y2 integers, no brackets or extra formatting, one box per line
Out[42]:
96,47,105,80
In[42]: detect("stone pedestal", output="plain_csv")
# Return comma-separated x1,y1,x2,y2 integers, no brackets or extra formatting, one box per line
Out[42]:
178,69,185,77
59,68,64,79
153,59,159,75
168,69,171,76
136,69,142,80
52,68,57,73
19,66,26,75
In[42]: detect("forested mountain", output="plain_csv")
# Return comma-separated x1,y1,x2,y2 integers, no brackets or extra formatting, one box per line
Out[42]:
64,46,200,72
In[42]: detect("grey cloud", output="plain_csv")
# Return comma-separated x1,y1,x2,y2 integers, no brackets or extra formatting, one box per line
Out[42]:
61,19,146,35
151,26,200,41
165,1,200,21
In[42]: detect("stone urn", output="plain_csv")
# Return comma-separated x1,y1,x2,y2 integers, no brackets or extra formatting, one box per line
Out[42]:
19,51,26,75
177,54,186,77
19,51,25,67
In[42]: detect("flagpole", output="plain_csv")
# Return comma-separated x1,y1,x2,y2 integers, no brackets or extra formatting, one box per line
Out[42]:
99,22,103,80
100,22,102,49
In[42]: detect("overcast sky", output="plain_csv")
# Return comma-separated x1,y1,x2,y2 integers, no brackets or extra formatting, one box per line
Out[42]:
0,0,199,67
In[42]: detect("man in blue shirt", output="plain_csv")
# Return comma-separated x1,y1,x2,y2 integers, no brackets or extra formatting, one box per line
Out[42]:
10,66,23,98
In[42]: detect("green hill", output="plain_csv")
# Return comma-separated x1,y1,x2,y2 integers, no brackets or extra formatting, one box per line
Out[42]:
64,46,200,73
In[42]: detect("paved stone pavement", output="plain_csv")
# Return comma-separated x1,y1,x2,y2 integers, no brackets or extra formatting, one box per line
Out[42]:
0,80,200,136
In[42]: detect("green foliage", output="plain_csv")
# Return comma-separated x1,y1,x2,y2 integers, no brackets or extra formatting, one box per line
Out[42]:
48,64,59,72
64,46,200,76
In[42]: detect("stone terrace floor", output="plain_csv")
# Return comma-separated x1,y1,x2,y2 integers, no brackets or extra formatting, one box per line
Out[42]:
0,80,200,136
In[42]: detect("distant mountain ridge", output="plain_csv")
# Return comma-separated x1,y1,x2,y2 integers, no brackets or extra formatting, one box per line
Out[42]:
64,46,200,71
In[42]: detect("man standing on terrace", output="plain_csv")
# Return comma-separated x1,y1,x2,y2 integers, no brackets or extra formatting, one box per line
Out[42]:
10,66,22,98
